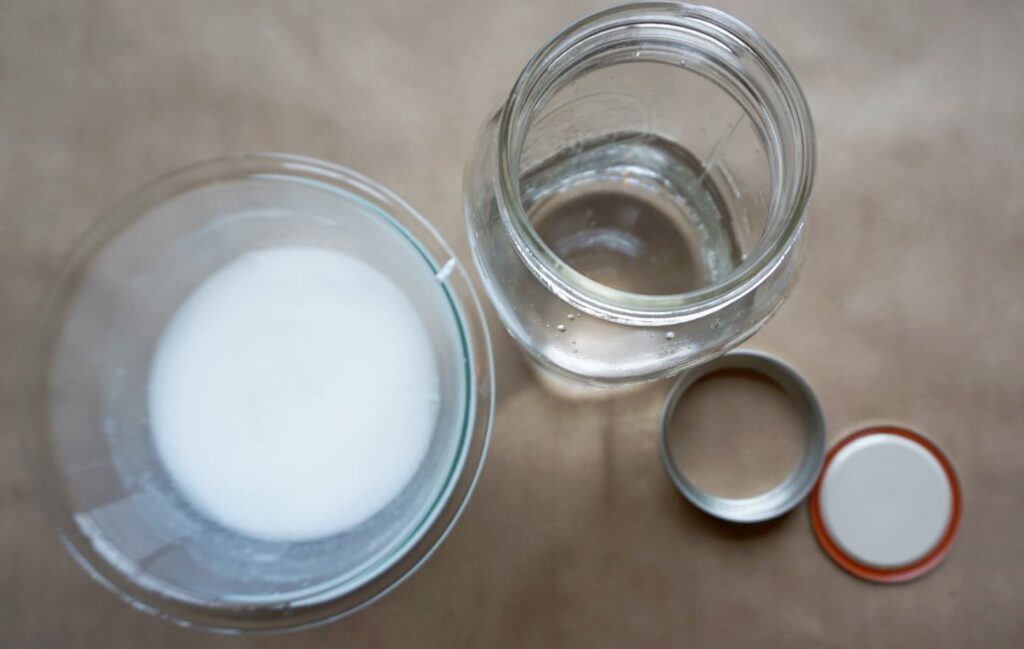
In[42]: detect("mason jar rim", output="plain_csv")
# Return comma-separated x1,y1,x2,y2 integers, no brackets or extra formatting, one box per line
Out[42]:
495,2,816,326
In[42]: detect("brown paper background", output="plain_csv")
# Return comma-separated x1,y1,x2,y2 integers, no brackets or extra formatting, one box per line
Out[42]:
2,1,1022,646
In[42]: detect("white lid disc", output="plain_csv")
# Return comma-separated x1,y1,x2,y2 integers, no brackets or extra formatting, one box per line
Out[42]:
810,427,960,583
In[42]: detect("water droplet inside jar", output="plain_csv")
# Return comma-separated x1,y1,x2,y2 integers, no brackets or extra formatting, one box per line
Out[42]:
567,314,576,321
557,324,566,332
665,331,676,340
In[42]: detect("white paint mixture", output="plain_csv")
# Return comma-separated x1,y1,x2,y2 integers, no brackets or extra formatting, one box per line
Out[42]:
149,247,440,542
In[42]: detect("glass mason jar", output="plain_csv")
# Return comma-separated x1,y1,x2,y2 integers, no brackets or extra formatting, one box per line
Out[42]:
464,2,815,387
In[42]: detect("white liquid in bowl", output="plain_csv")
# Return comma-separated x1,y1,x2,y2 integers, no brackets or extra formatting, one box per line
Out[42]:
149,246,440,542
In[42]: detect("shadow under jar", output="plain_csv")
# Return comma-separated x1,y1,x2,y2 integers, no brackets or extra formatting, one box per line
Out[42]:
464,2,815,388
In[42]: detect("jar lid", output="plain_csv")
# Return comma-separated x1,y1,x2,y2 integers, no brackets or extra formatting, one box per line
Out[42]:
661,353,962,583
659,350,826,523
809,426,962,583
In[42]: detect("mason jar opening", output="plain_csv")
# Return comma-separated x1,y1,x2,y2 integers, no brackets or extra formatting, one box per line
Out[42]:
495,2,815,326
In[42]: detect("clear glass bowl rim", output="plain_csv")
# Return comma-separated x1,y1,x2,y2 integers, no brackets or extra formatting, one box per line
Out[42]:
21,152,495,633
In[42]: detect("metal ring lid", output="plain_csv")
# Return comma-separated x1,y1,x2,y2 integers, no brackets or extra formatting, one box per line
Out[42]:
659,350,826,523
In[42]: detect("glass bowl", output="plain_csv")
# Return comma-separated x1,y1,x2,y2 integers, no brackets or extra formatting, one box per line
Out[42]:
22,153,493,632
